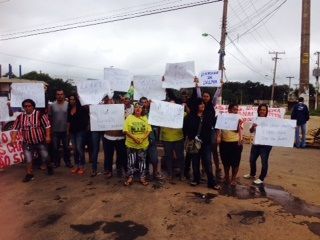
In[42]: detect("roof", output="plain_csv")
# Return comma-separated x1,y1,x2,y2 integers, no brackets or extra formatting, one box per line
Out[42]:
0,78,47,85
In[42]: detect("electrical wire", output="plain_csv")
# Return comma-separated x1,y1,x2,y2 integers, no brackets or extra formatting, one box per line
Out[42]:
0,0,222,41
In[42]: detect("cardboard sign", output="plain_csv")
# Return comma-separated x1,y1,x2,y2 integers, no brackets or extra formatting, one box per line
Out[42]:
215,113,241,130
0,130,24,169
162,61,195,90
76,79,111,105
199,70,221,87
133,75,166,101
90,104,124,131
104,67,133,93
11,83,45,108
254,117,296,147
148,100,184,128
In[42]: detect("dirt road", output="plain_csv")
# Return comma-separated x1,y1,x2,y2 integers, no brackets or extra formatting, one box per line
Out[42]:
1,117,320,240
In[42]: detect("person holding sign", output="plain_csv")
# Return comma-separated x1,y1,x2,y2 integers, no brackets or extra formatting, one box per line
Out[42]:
243,104,272,185
11,99,53,182
217,103,243,186
183,98,220,190
123,101,152,186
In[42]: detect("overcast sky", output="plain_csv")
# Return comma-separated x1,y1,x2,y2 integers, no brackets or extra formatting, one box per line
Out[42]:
0,0,319,87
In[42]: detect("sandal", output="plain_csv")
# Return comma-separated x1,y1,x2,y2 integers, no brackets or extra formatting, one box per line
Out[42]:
78,168,85,175
140,178,149,186
212,184,221,190
124,177,133,186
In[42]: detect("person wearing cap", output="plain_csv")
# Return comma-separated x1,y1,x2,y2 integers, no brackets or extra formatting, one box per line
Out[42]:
123,101,152,186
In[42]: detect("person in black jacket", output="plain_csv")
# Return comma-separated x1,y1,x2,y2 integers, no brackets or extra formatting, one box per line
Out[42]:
291,97,310,148
183,98,220,190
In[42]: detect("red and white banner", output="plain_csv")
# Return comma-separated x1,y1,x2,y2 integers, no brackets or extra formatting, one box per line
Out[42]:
0,131,24,169
215,105,285,123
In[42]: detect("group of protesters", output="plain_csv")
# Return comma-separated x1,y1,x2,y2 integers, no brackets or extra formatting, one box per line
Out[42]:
3,81,310,190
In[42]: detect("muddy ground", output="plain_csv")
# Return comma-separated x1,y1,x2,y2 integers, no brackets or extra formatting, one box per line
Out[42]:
1,117,320,240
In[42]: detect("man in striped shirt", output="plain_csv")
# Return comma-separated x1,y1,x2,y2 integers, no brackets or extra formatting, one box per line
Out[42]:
11,99,53,182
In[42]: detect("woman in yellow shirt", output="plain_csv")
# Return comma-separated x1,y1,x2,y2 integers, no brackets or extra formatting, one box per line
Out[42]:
217,103,243,186
123,102,152,186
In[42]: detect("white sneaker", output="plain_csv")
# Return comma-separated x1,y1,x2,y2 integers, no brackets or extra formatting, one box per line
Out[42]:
243,174,254,179
253,179,263,185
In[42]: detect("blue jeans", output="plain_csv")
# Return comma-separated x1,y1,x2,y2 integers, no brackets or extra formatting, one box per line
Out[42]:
52,132,70,166
191,143,216,187
163,140,184,178
103,138,127,173
91,131,102,171
249,145,272,181
295,124,307,147
70,131,86,167
23,142,51,173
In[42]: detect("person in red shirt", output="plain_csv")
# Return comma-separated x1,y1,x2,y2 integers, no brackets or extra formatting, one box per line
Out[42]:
11,99,53,182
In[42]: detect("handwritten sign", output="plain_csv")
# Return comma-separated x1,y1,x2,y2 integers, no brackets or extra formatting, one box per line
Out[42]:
90,104,124,131
215,113,241,130
0,130,24,169
11,83,45,108
199,70,221,87
148,100,184,128
76,79,111,105
104,67,133,93
0,97,10,122
215,105,285,123
133,75,166,101
162,61,195,90
254,118,296,147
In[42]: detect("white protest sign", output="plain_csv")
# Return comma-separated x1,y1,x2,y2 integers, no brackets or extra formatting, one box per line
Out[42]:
0,130,24,169
10,83,45,108
76,79,111,105
0,97,10,122
133,75,166,101
162,61,195,90
148,100,184,128
104,68,133,93
215,113,241,130
199,70,221,87
90,104,124,131
254,117,296,147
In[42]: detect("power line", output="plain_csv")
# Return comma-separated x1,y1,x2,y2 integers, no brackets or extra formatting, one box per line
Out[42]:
0,0,222,41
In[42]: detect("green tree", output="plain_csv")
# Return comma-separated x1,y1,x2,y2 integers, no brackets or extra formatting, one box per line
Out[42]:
22,71,75,101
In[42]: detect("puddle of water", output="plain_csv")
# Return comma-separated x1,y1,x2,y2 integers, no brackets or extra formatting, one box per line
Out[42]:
70,220,148,240
218,184,320,219
37,213,65,227
70,221,104,234
306,222,320,236
228,210,265,225
102,221,148,240
188,192,218,204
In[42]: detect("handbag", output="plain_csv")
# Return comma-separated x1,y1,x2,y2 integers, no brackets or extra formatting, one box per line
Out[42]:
185,117,203,154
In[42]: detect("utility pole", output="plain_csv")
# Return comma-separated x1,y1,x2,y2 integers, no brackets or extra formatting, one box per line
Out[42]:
313,51,320,109
269,51,285,107
299,0,311,107
286,76,295,101
217,0,228,104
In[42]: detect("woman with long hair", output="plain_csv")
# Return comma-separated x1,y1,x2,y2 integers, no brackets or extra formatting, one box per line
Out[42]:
183,98,220,190
67,93,89,175
243,104,272,185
